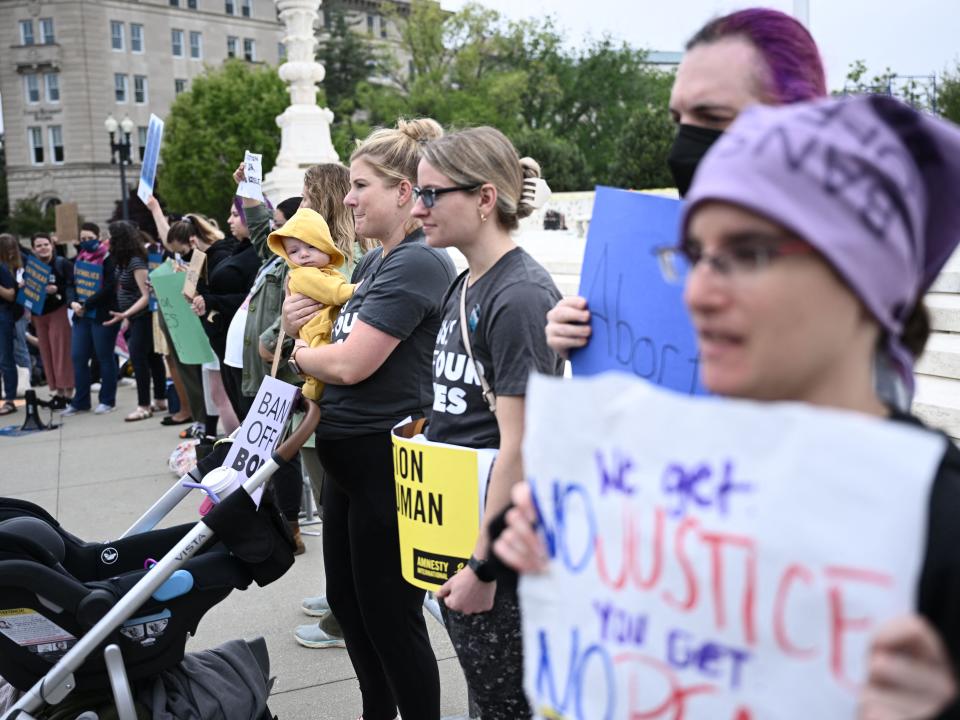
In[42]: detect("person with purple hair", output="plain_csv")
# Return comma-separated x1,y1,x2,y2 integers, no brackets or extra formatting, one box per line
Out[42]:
548,7,829,354
499,94,960,718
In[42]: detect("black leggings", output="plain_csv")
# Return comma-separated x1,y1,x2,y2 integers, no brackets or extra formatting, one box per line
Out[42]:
124,313,165,408
316,432,440,720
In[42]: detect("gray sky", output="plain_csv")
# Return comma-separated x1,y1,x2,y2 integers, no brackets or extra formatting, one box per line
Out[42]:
442,0,960,92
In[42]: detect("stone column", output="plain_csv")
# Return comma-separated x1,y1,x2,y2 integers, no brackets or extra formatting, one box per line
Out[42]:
262,0,339,202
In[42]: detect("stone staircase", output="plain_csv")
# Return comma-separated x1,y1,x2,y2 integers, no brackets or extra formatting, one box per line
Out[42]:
495,191,960,441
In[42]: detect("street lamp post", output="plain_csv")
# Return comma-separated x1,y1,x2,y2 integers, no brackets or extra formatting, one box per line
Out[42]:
105,114,136,221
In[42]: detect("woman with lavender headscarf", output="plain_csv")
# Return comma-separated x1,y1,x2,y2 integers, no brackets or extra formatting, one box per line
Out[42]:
500,95,960,719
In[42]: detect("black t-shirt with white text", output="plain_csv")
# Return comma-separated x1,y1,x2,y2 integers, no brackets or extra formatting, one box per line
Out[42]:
317,229,457,439
426,247,564,450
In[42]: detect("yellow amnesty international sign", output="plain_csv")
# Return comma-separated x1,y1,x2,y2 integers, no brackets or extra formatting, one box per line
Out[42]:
392,419,497,591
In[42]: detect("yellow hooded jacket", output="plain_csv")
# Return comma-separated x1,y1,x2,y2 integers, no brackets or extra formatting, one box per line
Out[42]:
267,207,355,399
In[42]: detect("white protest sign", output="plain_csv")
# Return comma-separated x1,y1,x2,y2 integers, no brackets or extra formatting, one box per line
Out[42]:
236,150,264,202
223,376,299,506
137,114,164,203
520,373,945,720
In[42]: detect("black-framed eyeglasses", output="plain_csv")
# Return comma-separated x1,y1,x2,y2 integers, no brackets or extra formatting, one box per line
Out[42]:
412,184,481,209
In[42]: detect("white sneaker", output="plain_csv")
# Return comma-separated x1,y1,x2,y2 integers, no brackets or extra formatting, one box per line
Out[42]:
90,382,102,391
117,377,136,388
60,405,87,417
94,404,116,414
301,595,330,617
15,367,31,399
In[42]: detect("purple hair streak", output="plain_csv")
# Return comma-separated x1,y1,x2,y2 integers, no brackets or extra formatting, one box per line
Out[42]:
687,8,827,105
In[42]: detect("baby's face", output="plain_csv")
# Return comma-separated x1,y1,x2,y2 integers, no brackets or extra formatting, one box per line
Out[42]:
283,237,332,269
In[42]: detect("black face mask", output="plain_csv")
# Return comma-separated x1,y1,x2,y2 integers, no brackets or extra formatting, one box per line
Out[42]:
667,124,724,198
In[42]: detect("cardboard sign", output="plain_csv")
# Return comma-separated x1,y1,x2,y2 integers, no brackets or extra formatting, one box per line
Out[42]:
137,114,164,203
236,150,264,202
16,255,52,313
520,373,945,719
55,202,79,244
572,188,705,395
222,376,300,505
181,249,206,301
149,261,215,364
391,419,497,590
74,261,102,304
148,251,164,312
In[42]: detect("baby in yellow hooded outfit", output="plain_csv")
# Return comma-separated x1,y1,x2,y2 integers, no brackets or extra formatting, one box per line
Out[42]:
267,207,355,400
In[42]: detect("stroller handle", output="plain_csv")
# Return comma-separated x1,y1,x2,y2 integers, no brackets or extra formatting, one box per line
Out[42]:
275,398,320,463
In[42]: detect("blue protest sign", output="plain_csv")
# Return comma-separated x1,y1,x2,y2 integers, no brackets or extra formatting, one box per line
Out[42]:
74,261,102,303
137,114,164,203
16,255,52,313
148,251,164,311
571,187,705,395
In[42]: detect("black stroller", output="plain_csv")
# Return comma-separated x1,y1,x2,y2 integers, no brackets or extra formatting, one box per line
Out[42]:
0,400,320,720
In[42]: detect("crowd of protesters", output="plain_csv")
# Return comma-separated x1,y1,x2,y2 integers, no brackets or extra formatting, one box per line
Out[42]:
2,6,960,720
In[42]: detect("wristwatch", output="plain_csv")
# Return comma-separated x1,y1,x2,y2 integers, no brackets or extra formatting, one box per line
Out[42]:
287,344,306,376
467,554,497,583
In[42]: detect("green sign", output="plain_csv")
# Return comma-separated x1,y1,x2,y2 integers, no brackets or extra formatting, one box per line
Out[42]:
150,261,216,364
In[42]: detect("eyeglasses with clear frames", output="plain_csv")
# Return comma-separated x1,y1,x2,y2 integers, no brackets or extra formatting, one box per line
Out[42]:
412,184,481,209
653,236,815,284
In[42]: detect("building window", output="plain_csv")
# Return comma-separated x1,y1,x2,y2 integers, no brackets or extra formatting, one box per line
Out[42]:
24,74,41,104
131,23,144,52
366,14,374,35
278,42,286,62
243,38,255,62
189,31,202,59
241,0,251,17
45,72,60,102
49,126,64,164
110,20,124,50
19,20,34,45
171,29,184,56
115,73,128,103
227,35,237,58
138,126,148,159
187,0,197,7
175,78,187,94
29,127,44,164
380,16,387,39
225,0,234,14
134,75,148,104
169,0,179,6
40,18,54,44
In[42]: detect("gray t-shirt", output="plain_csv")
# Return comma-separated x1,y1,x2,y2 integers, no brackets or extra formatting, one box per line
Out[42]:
426,248,564,450
317,229,457,439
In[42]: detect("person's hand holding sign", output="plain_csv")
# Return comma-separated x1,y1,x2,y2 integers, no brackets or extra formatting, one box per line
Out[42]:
545,296,592,359
232,162,246,184
858,615,957,720
493,482,549,574
191,294,206,317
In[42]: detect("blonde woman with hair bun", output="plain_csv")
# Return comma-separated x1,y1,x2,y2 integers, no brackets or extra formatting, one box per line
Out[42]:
410,125,561,719
281,117,455,720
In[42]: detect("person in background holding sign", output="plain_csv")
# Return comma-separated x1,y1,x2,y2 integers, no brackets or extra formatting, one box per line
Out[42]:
103,221,166,421
545,8,827,356
412,127,561,718
282,118,455,720
29,232,75,409
64,223,120,416
0,234,24,415
498,95,960,719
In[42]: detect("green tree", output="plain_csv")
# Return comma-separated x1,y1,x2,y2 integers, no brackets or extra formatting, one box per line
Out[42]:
608,104,676,190
939,63,960,124
9,196,55,239
513,128,588,192
158,60,290,223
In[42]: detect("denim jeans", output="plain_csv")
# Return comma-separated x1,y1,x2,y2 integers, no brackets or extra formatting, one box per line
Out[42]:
14,315,30,368
71,314,120,410
0,314,17,402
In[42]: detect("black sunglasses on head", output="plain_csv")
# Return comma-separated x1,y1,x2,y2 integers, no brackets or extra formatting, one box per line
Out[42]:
412,184,481,209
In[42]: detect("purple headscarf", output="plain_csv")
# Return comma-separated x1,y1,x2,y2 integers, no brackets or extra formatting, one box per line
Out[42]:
682,94,960,388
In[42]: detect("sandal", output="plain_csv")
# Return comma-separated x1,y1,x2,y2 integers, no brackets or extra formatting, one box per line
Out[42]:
150,401,168,413
0,402,17,416
124,407,153,422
